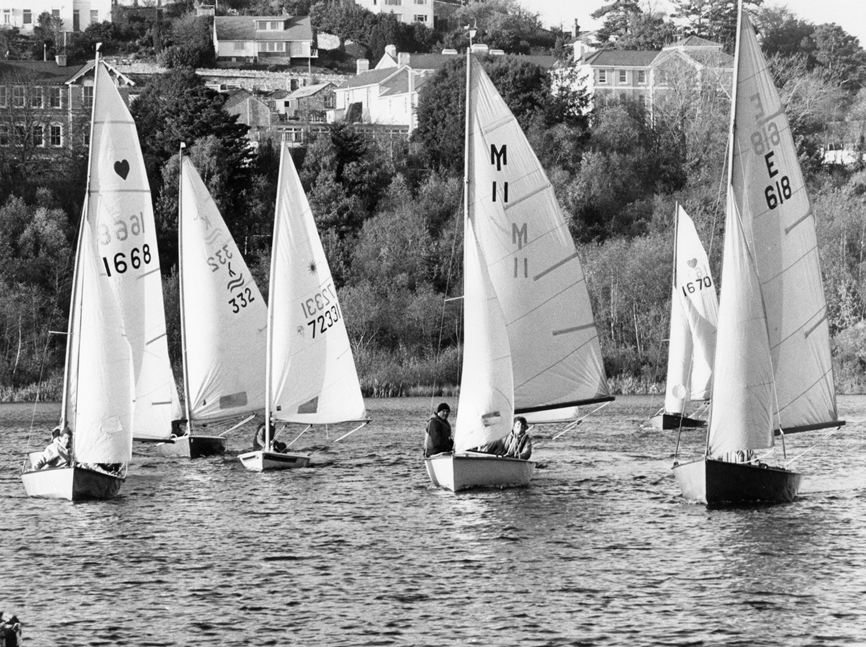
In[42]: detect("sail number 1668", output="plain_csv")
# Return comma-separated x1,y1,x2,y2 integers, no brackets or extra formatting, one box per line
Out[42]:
102,244,152,277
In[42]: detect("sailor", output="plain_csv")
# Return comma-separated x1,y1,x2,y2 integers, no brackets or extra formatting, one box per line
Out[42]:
32,428,72,470
424,403,453,457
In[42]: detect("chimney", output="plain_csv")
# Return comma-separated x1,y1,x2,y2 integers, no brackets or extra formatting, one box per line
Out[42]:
356,59,369,75
397,52,410,67
385,44,396,58
55,54,68,66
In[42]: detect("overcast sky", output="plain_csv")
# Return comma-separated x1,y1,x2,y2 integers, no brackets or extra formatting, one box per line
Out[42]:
528,0,866,47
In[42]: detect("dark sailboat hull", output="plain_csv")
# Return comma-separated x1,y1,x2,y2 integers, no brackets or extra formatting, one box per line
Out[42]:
672,457,802,505
649,412,706,430
156,434,226,458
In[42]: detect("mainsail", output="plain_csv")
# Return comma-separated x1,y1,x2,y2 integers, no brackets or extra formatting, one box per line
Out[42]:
66,62,178,460
663,206,718,415
268,144,366,425
466,56,610,421
179,156,267,423
707,10,839,456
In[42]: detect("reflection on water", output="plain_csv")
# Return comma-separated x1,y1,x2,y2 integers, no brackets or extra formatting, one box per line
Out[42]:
1,395,864,646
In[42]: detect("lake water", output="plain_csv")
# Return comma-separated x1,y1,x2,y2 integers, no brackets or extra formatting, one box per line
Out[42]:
1,395,865,646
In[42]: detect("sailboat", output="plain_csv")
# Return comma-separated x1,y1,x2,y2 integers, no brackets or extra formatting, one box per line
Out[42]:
425,51,613,492
238,143,368,472
22,55,176,500
649,205,718,430
672,3,844,505
158,151,269,458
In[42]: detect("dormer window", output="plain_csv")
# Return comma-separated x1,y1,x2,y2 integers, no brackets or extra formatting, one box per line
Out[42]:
256,20,284,30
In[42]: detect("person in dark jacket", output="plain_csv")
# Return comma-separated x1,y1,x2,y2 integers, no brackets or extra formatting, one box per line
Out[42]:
502,416,532,459
424,403,453,457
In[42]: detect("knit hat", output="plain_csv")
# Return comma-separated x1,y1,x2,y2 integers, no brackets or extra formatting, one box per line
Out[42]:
436,402,450,413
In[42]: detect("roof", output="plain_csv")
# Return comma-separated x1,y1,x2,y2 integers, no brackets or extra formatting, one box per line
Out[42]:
583,49,659,67
403,53,459,70
66,60,135,86
666,36,722,49
286,82,334,99
0,60,84,83
682,49,734,68
517,54,558,70
341,67,400,90
214,15,313,42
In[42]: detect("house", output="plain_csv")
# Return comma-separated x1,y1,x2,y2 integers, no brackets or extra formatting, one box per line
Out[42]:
333,45,459,129
213,15,316,65
223,88,276,137
353,0,433,29
574,36,733,110
278,82,336,123
0,58,132,157
0,0,113,34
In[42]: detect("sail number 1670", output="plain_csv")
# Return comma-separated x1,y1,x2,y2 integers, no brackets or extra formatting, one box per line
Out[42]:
682,276,712,298
102,244,152,277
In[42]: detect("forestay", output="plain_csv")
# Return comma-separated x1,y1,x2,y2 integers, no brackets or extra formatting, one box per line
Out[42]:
268,144,366,425
179,157,267,422
663,206,718,415
708,11,839,456
466,56,610,420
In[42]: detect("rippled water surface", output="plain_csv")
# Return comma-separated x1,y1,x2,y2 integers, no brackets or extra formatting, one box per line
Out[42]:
2,395,865,646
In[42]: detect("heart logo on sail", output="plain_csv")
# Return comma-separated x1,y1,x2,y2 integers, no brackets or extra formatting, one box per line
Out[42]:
687,258,698,268
114,160,130,180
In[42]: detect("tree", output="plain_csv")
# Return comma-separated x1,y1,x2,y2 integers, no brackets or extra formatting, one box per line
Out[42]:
159,12,215,69
754,6,815,59
670,0,762,50
447,0,541,55
591,0,642,45
811,23,866,93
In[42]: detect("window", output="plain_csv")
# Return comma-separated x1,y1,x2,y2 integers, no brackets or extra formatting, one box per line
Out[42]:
90,10,98,23
637,95,645,108
23,9,32,25
618,70,627,83
83,129,89,147
414,0,426,3
259,42,286,52
597,70,607,84
33,125,44,147
50,124,62,147
0,124,8,146
256,20,283,30
74,10,80,31
385,0,402,5
233,41,245,51
12,86,24,108
83,86,94,108
52,9,60,18
50,87,62,108
414,14,426,22
0,86,6,108
2,10,10,25
638,70,646,84
31,87,43,109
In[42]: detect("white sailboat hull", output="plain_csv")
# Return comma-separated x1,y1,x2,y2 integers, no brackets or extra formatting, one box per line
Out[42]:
21,465,124,501
425,452,535,492
157,434,226,458
672,457,802,505
238,450,311,472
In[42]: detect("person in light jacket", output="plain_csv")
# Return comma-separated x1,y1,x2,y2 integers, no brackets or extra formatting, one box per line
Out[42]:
502,416,532,460
32,429,72,470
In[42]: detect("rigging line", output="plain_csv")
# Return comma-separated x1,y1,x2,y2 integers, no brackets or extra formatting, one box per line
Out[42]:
547,401,612,442
782,425,843,467
430,189,463,412
23,329,60,472
218,413,257,437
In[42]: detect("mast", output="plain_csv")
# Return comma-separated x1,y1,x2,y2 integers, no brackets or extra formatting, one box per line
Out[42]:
705,1,743,455
177,143,193,434
463,42,472,246
61,45,103,437
264,145,289,448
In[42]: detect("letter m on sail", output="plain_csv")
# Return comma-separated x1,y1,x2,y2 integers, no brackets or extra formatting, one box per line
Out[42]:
512,222,528,249
490,144,507,170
